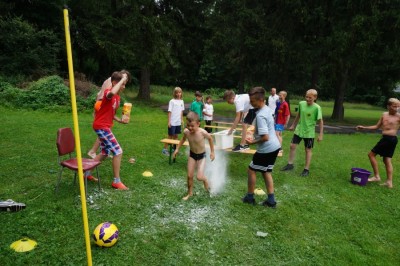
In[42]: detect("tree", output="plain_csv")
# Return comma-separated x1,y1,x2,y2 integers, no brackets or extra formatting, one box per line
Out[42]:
0,16,61,79
323,1,400,120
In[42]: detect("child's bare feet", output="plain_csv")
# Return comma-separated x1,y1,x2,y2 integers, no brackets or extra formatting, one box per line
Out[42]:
368,176,381,182
380,181,393,188
182,193,192,200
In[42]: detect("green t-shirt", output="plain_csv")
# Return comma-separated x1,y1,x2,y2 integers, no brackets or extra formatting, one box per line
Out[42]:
294,101,322,138
190,100,204,121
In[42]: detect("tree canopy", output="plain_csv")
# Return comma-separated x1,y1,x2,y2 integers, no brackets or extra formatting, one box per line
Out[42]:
0,0,399,119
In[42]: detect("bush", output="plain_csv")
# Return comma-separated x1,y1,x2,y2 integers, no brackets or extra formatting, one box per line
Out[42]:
0,81,23,107
0,75,98,111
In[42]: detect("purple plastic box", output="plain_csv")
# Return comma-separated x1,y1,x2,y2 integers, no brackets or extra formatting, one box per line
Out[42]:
351,168,371,186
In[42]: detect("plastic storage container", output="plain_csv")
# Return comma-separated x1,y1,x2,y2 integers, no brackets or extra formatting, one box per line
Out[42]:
214,129,234,149
350,167,371,186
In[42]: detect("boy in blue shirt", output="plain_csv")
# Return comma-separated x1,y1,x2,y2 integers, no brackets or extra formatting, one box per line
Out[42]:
242,87,281,208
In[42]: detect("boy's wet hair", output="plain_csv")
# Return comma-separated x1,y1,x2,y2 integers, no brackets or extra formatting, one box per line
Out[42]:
195,91,202,97
223,89,235,100
248,86,265,100
186,111,200,123
173,87,183,99
111,71,123,82
387,98,400,106
206,95,212,101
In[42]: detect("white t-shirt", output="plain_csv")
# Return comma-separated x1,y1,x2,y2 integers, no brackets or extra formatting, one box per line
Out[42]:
203,103,214,121
168,99,185,126
234,94,252,113
268,94,279,112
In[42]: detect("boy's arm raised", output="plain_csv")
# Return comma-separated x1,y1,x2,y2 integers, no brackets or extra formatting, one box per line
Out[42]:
106,74,128,99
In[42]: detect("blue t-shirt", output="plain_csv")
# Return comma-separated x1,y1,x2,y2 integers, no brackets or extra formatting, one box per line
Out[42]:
254,106,281,153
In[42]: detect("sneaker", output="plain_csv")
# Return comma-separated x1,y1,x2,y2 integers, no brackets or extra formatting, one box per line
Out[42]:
86,175,98,182
232,144,250,152
300,169,309,177
0,199,26,212
162,148,170,156
242,195,256,205
281,164,294,171
261,200,277,208
112,182,129,190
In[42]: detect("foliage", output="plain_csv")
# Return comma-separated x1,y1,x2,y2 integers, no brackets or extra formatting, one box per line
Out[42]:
0,1,399,116
0,16,61,79
0,76,98,111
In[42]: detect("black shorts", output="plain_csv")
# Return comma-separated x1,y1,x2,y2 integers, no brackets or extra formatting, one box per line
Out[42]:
371,135,398,158
190,151,206,161
248,149,280,173
291,134,315,149
243,109,257,125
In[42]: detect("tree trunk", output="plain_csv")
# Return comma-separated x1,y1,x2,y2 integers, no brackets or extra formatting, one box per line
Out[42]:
237,67,245,93
137,66,151,100
331,63,348,121
311,64,319,90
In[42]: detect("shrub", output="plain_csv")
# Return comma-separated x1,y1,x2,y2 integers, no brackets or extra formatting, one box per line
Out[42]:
0,75,98,111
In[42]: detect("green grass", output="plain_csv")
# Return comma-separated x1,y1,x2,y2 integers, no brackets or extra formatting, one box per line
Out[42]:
1,98,399,265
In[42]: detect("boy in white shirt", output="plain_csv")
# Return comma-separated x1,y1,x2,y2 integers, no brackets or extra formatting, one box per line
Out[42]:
203,96,214,133
162,87,185,156
223,89,256,152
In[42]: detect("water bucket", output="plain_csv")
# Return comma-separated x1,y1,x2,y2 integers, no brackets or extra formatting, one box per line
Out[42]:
214,130,234,149
350,168,371,186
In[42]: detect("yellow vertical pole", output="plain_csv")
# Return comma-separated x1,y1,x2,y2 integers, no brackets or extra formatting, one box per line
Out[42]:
63,8,93,266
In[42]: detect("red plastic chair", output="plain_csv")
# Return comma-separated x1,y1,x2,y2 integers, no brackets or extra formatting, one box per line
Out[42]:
56,128,101,194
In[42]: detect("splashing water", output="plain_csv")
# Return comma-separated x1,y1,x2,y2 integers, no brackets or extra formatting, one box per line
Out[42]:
205,149,228,195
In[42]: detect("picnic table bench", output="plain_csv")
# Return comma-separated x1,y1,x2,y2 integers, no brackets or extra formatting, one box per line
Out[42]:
160,138,188,164
160,137,263,165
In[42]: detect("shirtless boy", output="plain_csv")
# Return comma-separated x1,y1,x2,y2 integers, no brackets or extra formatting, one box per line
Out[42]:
356,98,400,188
173,112,215,200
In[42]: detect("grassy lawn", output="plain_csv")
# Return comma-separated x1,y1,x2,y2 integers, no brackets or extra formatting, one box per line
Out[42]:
1,97,399,265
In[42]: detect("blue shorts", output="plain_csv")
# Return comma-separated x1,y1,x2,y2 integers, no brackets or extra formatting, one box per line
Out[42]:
95,129,123,156
168,125,182,135
275,124,284,132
